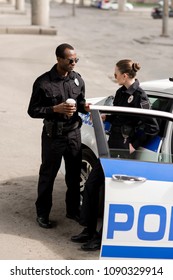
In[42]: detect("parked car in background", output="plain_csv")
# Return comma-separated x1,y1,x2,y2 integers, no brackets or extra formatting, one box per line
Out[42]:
151,3,173,19
91,0,134,10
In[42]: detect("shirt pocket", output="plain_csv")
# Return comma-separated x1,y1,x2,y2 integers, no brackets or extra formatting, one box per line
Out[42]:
71,85,80,98
43,84,62,105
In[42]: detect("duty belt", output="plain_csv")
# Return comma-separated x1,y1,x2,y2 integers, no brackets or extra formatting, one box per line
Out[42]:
43,119,79,137
56,121,79,135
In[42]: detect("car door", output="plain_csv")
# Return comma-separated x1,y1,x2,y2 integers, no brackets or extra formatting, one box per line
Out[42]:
90,105,173,260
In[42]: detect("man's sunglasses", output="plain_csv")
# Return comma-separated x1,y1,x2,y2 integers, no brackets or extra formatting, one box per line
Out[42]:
65,58,79,64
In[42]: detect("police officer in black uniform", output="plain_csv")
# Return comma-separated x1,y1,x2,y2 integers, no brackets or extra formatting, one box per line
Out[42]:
71,59,159,251
107,63,159,157
28,43,90,228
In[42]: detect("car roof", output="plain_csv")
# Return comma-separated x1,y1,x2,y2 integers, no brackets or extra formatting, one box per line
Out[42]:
141,78,173,96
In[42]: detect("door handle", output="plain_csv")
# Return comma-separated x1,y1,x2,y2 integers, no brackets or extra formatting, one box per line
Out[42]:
112,174,146,182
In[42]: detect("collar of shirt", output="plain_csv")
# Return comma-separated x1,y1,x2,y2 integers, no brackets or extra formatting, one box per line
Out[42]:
49,64,76,82
125,79,140,95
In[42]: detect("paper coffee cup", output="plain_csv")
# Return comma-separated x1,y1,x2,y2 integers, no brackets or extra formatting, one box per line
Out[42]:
66,98,76,105
65,98,76,117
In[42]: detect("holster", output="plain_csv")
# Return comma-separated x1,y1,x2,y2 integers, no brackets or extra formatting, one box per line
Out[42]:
44,119,80,138
43,119,55,138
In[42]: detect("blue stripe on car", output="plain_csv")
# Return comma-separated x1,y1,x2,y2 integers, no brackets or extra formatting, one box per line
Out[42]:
100,158,173,182
101,245,173,259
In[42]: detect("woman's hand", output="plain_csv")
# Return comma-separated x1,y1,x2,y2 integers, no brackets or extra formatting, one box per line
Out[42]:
129,143,135,154
101,114,106,121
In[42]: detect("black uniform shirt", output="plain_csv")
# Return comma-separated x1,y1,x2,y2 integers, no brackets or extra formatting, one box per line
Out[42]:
106,79,159,149
27,64,87,123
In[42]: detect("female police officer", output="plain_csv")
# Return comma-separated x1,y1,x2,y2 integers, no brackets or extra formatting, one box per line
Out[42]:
71,59,159,251
28,43,89,228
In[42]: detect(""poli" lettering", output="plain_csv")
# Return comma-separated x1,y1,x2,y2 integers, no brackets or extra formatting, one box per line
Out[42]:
107,204,173,241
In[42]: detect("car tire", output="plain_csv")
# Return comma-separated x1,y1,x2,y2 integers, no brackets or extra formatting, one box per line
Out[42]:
80,148,97,206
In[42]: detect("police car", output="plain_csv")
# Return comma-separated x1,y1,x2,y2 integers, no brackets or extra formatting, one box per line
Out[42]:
79,78,173,259
80,78,173,194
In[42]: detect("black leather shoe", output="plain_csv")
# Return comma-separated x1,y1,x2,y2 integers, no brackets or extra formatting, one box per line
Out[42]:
71,228,91,243
81,234,101,251
66,213,80,222
36,217,52,229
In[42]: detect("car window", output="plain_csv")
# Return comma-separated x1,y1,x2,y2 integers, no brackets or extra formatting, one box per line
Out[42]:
107,113,173,164
102,93,173,138
149,96,172,112
109,147,173,163
149,95,173,137
90,106,173,165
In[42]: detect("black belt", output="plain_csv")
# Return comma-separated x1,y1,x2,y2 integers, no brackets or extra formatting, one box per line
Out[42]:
56,121,79,135
44,120,79,137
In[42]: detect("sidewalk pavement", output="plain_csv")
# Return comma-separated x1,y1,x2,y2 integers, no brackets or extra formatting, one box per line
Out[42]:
0,1,57,35
1,1,173,41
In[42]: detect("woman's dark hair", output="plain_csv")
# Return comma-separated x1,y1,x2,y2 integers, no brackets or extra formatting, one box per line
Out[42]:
116,59,141,78
55,43,74,58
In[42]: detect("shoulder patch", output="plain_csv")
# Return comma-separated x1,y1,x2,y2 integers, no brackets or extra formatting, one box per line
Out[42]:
140,100,150,109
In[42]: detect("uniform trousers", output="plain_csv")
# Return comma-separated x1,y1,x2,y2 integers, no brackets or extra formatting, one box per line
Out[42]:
79,132,131,237
36,127,82,218
79,159,105,236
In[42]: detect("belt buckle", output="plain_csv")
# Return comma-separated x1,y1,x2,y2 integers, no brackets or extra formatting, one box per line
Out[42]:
56,122,64,136
57,128,63,135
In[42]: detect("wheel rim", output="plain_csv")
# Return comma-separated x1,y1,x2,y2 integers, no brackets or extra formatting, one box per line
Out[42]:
80,159,93,205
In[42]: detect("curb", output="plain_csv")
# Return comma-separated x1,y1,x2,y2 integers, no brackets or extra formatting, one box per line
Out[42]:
134,36,173,47
0,25,57,35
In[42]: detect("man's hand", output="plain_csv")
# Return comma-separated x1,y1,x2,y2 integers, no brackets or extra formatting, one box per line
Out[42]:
84,103,91,112
53,102,76,117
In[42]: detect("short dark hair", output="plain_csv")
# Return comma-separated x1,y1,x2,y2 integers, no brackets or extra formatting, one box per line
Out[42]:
55,43,74,58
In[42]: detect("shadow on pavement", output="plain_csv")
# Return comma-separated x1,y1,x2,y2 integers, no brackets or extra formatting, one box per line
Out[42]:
0,175,99,260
